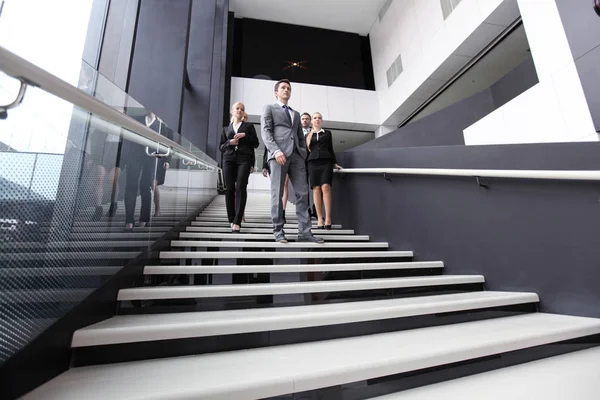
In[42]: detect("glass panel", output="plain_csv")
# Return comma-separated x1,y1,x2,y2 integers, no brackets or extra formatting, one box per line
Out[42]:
0,66,218,364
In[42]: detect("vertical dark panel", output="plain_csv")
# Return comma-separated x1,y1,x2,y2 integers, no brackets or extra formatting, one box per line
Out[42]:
206,0,228,161
555,0,600,132
180,0,218,152
99,0,139,90
128,0,190,130
232,18,243,78
223,11,235,129
82,0,110,68
575,45,600,130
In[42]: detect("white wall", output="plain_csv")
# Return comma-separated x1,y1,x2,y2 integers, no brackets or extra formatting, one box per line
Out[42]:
370,0,515,125
463,0,597,145
369,0,597,145
230,77,380,131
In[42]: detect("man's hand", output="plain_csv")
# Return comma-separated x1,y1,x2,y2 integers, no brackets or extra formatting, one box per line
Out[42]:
275,152,286,165
163,162,170,169
262,168,268,177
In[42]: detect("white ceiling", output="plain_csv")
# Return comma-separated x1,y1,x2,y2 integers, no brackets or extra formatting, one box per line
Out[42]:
229,0,389,35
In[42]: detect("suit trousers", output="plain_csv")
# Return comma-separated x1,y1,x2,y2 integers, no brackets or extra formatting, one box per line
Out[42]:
124,157,155,224
269,150,311,236
223,156,252,225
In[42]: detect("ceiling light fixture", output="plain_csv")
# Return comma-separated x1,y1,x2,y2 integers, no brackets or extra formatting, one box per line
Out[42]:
283,60,308,71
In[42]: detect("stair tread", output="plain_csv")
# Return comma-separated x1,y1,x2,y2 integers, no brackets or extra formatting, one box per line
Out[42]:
160,250,411,259
170,240,388,248
143,261,443,274
179,232,370,240
191,222,341,228
187,227,355,234
371,346,600,399
117,275,483,300
25,313,600,400
72,291,539,347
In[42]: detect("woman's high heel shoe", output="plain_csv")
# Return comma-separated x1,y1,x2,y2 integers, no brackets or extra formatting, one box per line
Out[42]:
324,222,332,230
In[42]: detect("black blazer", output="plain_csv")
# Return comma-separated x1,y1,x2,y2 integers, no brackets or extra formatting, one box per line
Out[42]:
306,129,337,164
219,122,259,160
121,113,173,166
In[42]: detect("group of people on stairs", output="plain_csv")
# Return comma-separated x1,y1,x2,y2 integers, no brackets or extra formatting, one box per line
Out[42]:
220,79,342,240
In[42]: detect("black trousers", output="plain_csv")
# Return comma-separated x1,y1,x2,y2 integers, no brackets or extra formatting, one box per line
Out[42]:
124,158,155,224
223,155,252,225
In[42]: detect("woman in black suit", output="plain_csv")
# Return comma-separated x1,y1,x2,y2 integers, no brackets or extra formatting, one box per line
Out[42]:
306,112,342,229
220,102,259,232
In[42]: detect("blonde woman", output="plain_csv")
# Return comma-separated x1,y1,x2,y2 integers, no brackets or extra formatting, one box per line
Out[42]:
305,112,342,229
219,102,259,232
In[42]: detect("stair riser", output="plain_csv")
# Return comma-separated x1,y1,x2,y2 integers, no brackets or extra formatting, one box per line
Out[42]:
117,283,485,312
141,268,443,280
72,303,537,367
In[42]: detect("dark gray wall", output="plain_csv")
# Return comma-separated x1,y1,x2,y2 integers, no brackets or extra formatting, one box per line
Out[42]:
355,56,538,150
179,0,228,159
334,142,600,318
82,0,109,68
556,0,600,131
180,0,217,153
207,0,228,161
358,90,492,150
99,0,139,90
489,55,537,108
128,0,191,131
106,0,229,156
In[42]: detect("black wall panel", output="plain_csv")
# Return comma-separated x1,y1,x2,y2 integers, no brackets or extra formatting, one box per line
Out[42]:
233,18,375,90
555,0,600,131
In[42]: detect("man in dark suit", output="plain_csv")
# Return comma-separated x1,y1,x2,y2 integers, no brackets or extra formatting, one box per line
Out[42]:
260,79,323,244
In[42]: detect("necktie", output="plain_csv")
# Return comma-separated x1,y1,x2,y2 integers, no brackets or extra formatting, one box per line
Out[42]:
282,105,292,125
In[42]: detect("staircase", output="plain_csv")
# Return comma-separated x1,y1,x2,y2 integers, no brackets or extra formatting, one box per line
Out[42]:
23,195,600,399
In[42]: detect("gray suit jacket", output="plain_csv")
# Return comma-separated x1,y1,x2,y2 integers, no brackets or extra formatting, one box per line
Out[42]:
261,103,307,161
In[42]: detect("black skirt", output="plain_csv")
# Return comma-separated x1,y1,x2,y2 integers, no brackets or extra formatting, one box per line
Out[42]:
308,159,334,188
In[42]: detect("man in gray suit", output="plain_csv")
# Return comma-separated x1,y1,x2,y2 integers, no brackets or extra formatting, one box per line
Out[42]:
261,79,324,244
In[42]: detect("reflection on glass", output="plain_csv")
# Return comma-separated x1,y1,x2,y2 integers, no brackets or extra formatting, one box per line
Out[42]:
0,77,217,364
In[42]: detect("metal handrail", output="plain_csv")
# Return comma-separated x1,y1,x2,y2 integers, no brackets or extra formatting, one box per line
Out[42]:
0,46,218,171
336,168,600,181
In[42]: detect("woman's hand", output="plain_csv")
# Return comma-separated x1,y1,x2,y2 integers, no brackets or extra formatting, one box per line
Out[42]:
163,162,170,169
262,168,268,177
234,132,246,140
229,138,239,145
335,164,343,170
